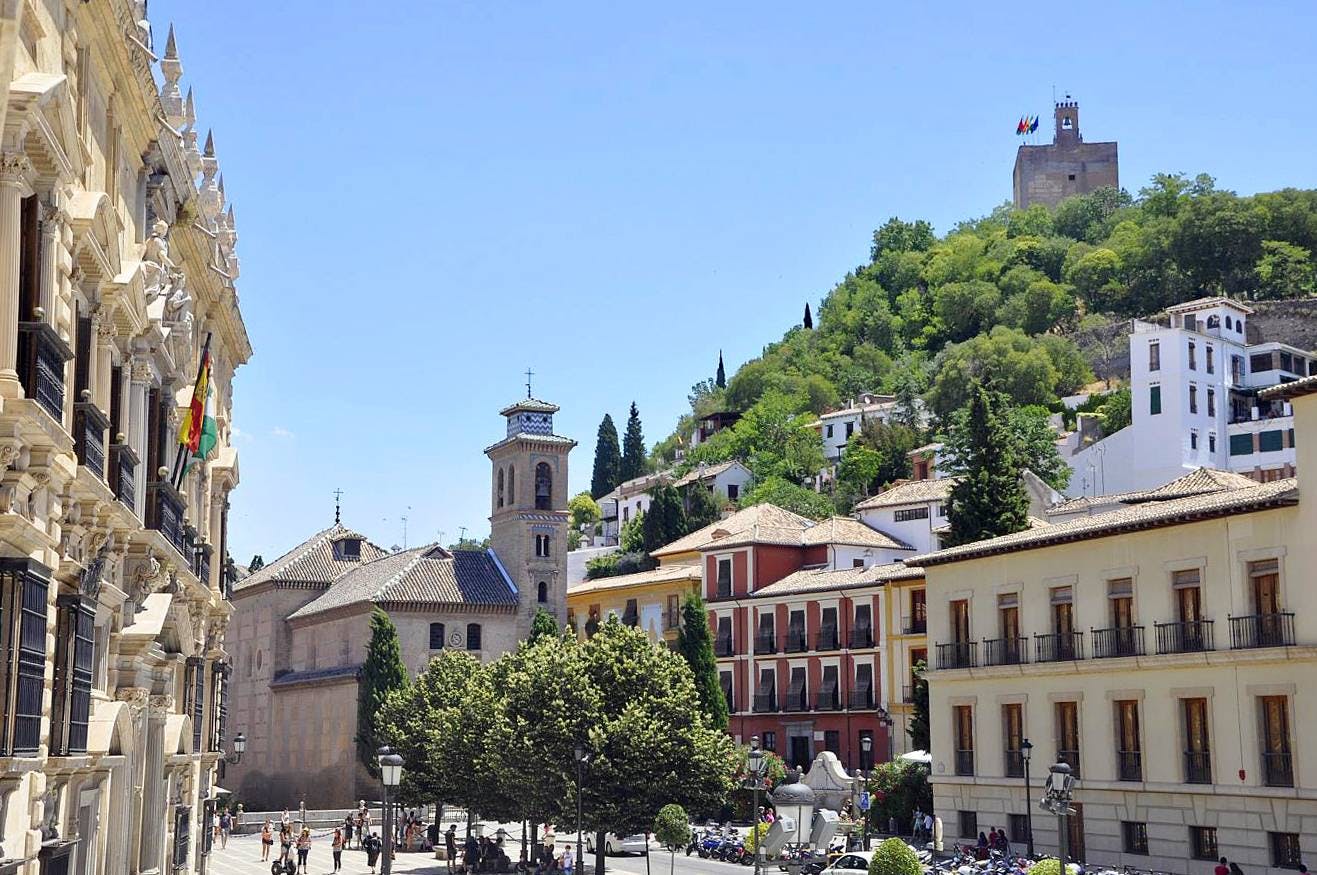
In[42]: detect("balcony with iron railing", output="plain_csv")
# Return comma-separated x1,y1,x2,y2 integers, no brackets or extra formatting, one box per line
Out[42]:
73,401,109,480
849,688,874,710
146,480,188,561
1184,750,1212,784
1093,626,1145,659
902,684,913,703
1117,749,1143,782
1229,613,1296,649
753,693,777,713
785,629,809,653
755,633,777,654
108,443,138,513
714,636,734,657
1263,750,1294,787
903,614,927,635
17,321,72,422
936,641,977,670
1155,620,1214,654
815,689,841,711
1035,631,1084,663
814,626,840,652
785,690,809,712
954,749,974,776
1004,749,1024,778
665,609,681,631
1056,748,1080,777
850,627,874,648
194,544,212,588
983,637,1028,667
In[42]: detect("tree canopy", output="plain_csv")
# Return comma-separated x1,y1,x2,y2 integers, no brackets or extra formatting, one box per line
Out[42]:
943,382,1031,546
591,414,622,499
357,608,408,775
620,403,648,482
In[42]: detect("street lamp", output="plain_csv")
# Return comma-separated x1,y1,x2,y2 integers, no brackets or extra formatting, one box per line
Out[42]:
747,736,768,875
859,735,873,850
771,771,817,850
574,743,590,875
1041,760,1075,865
876,709,894,765
378,746,404,875
1021,739,1034,858
222,731,246,764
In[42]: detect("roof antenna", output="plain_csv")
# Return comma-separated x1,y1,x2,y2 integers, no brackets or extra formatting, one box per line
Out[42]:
333,488,343,525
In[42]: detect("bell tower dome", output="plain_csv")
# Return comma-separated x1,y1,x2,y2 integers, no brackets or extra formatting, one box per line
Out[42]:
485,394,576,634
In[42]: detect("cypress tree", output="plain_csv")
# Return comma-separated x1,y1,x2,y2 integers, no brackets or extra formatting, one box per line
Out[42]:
590,414,622,498
677,591,728,730
357,608,408,774
642,484,688,553
945,381,1030,546
715,351,726,389
803,302,813,329
528,607,559,643
620,402,647,482
908,659,930,752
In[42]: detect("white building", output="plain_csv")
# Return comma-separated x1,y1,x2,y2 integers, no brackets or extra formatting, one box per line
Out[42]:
597,471,671,544
813,393,898,463
1068,298,1308,497
672,459,754,504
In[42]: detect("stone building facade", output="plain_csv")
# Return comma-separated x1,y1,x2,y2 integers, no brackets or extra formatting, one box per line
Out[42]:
1012,99,1119,209
226,397,574,809
0,3,250,875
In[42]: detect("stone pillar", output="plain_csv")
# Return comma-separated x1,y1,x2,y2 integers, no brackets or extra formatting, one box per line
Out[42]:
129,359,151,520
0,152,32,398
95,318,113,411
37,200,59,321
138,708,166,874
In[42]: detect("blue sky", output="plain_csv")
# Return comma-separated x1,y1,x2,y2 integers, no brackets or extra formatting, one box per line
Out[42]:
150,0,1317,563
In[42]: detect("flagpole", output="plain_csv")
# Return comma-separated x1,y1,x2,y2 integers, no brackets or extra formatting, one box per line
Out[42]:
171,332,213,490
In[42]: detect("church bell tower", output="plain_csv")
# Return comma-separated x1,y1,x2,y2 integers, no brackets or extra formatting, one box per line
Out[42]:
486,393,576,635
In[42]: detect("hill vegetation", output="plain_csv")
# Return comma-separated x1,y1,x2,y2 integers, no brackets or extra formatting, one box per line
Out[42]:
642,174,1317,507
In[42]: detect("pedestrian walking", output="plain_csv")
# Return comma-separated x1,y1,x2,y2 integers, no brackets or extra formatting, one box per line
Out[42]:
365,832,382,874
296,827,311,874
279,824,292,863
331,827,344,872
354,811,365,849
219,809,232,849
343,815,353,851
445,824,458,872
1215,859,1230,875
562,844,574,875
261,821,274,862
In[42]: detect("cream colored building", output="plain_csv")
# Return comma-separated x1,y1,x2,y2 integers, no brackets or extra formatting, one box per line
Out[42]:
0,3,250,874
916,378,1317,872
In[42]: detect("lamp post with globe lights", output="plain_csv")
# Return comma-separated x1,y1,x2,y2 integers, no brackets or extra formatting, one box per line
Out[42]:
378,746,403,875
575,744,590,875
747,737,769,875
859,734,873,849
1021,738,1034,857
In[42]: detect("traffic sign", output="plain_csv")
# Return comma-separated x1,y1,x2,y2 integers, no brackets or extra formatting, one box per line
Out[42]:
858,791,871,812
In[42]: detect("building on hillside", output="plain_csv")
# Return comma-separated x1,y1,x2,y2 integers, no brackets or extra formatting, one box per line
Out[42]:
907,443,945,481
1012,98,1119,209
0,7,251,874
1067,298,1310,497
913,374,1317,870
226,396,573,808
1046,467,1260,524
687,410,740,453
597,470,671,545
813,393,897,463
672,459,753,505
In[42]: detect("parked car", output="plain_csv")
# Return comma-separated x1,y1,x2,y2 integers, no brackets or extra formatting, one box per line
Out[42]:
820,850,874,873
584,832,658,856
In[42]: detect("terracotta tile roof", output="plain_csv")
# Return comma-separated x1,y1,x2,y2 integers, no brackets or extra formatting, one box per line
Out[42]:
672,460,744,488
1260,374,1317,400
567,563,700,597
801,517,913,551
288,545,517,620
1122,468,1260,503
907,442,942,456
1166,296,1252,314
234,524,389,593
498,397,560,415
652,503,814,557
751,562,923,598
912,478,1298,567
853,477,958,511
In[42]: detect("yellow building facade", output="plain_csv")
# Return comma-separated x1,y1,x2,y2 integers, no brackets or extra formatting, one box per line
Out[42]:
916,380,1317,872
567,559,700,645
881,571,927,756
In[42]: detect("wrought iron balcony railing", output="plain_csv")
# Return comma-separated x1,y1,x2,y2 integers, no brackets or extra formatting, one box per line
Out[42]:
850,628,874,648
1155,619,1214,654
936,641,977,670
1056,748,1080,778
1263,751,1294,787
1004,750,1024,778
903,615,927,635
954,749,974,776
1035,631,1084,663
1117,749,1142,782
109,443,138,512
1093,626,1145,659
1184,750,1212,785
1229,613,1296,649
814,627,839,651
17,321,72,422
73,402,109,480
983,637,1028,666
755,634,777,654
752,694,777,713
146,481,188,560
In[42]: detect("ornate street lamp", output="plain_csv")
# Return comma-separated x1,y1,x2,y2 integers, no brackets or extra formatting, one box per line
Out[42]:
747,737,768,875
575,743,590,875
221,731,246,764
1021,739,1034,858
1041,760,1076,864
771,771,817,850
859,734,873,850
378,746,404,875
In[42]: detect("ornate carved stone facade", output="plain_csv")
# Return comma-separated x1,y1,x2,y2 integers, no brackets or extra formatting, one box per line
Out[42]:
0,3,250,874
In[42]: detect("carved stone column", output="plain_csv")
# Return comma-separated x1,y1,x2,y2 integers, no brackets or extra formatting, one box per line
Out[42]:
129,358,152,520
0,152,33,397
37,200,61,321
138,697,169,874
95,317,113,412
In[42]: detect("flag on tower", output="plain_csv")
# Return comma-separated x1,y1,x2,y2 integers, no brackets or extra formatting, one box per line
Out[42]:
172,333,218,487
1029,115,1040,133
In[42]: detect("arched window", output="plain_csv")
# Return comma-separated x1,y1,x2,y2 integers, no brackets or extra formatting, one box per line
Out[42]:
429,622,445,650
535,462,552,510
537,581,548,603
496,468,505,509
533,534,552,558
466,623,482,652
507,465,515,505
1226,315,1233,330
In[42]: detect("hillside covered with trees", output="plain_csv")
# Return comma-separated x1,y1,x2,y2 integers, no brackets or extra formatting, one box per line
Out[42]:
619,174,1317,515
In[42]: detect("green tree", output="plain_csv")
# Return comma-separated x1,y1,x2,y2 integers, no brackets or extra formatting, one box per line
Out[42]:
1094,387,1132,434
677,591,728,730
725,391,827,483
619,513,645,553
529,608,560,644
908,660,929,752
943,383,1030,546
642,484,688,554
1006,406,1070,491
715,351,726,389
620,402,647,482
869,836,923,875
740,476,834,520
357,608,409,775
865,761,933,838
591,414,622,499
683,481,723,532
569,492,603,530
1255,240,1316,300
654,804,690,875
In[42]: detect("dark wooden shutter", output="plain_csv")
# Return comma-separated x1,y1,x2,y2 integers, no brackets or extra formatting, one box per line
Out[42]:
74,312,92,399
18,195,39,321
192,658,205,751
12,562,49,755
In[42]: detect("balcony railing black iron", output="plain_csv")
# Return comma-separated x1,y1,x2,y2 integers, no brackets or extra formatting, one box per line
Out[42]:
73,402,109,480
17,321,72,422
849,689,874,710
753,694,777,713
109,443,137,512
1155,619,1214,654
850,628,874,648
983,637,1028,666
1004,750,1024,778
195,546,212,587
1093,626,1145,659
785,630,809,653
714,637,733,657
903,615,927,635
815,627,840,651
1117,749,1142,781
1229,613,1296,649
1056,748,1080,777
954,749,974,776
1263,751,1294,787
815,690,841,711
1035,631,1084,663
755,634,777,654
146,481,188,560
665,609,680,631
1184,750,1212,784
936,641,977,670
902,684,913,703
784,692,809,712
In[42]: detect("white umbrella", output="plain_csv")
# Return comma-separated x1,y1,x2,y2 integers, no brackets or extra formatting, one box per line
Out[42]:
898,750,932,764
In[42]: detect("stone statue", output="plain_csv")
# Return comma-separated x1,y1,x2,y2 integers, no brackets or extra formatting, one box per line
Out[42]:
141,220,175,304
163,269,192,325
130,551,162,603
